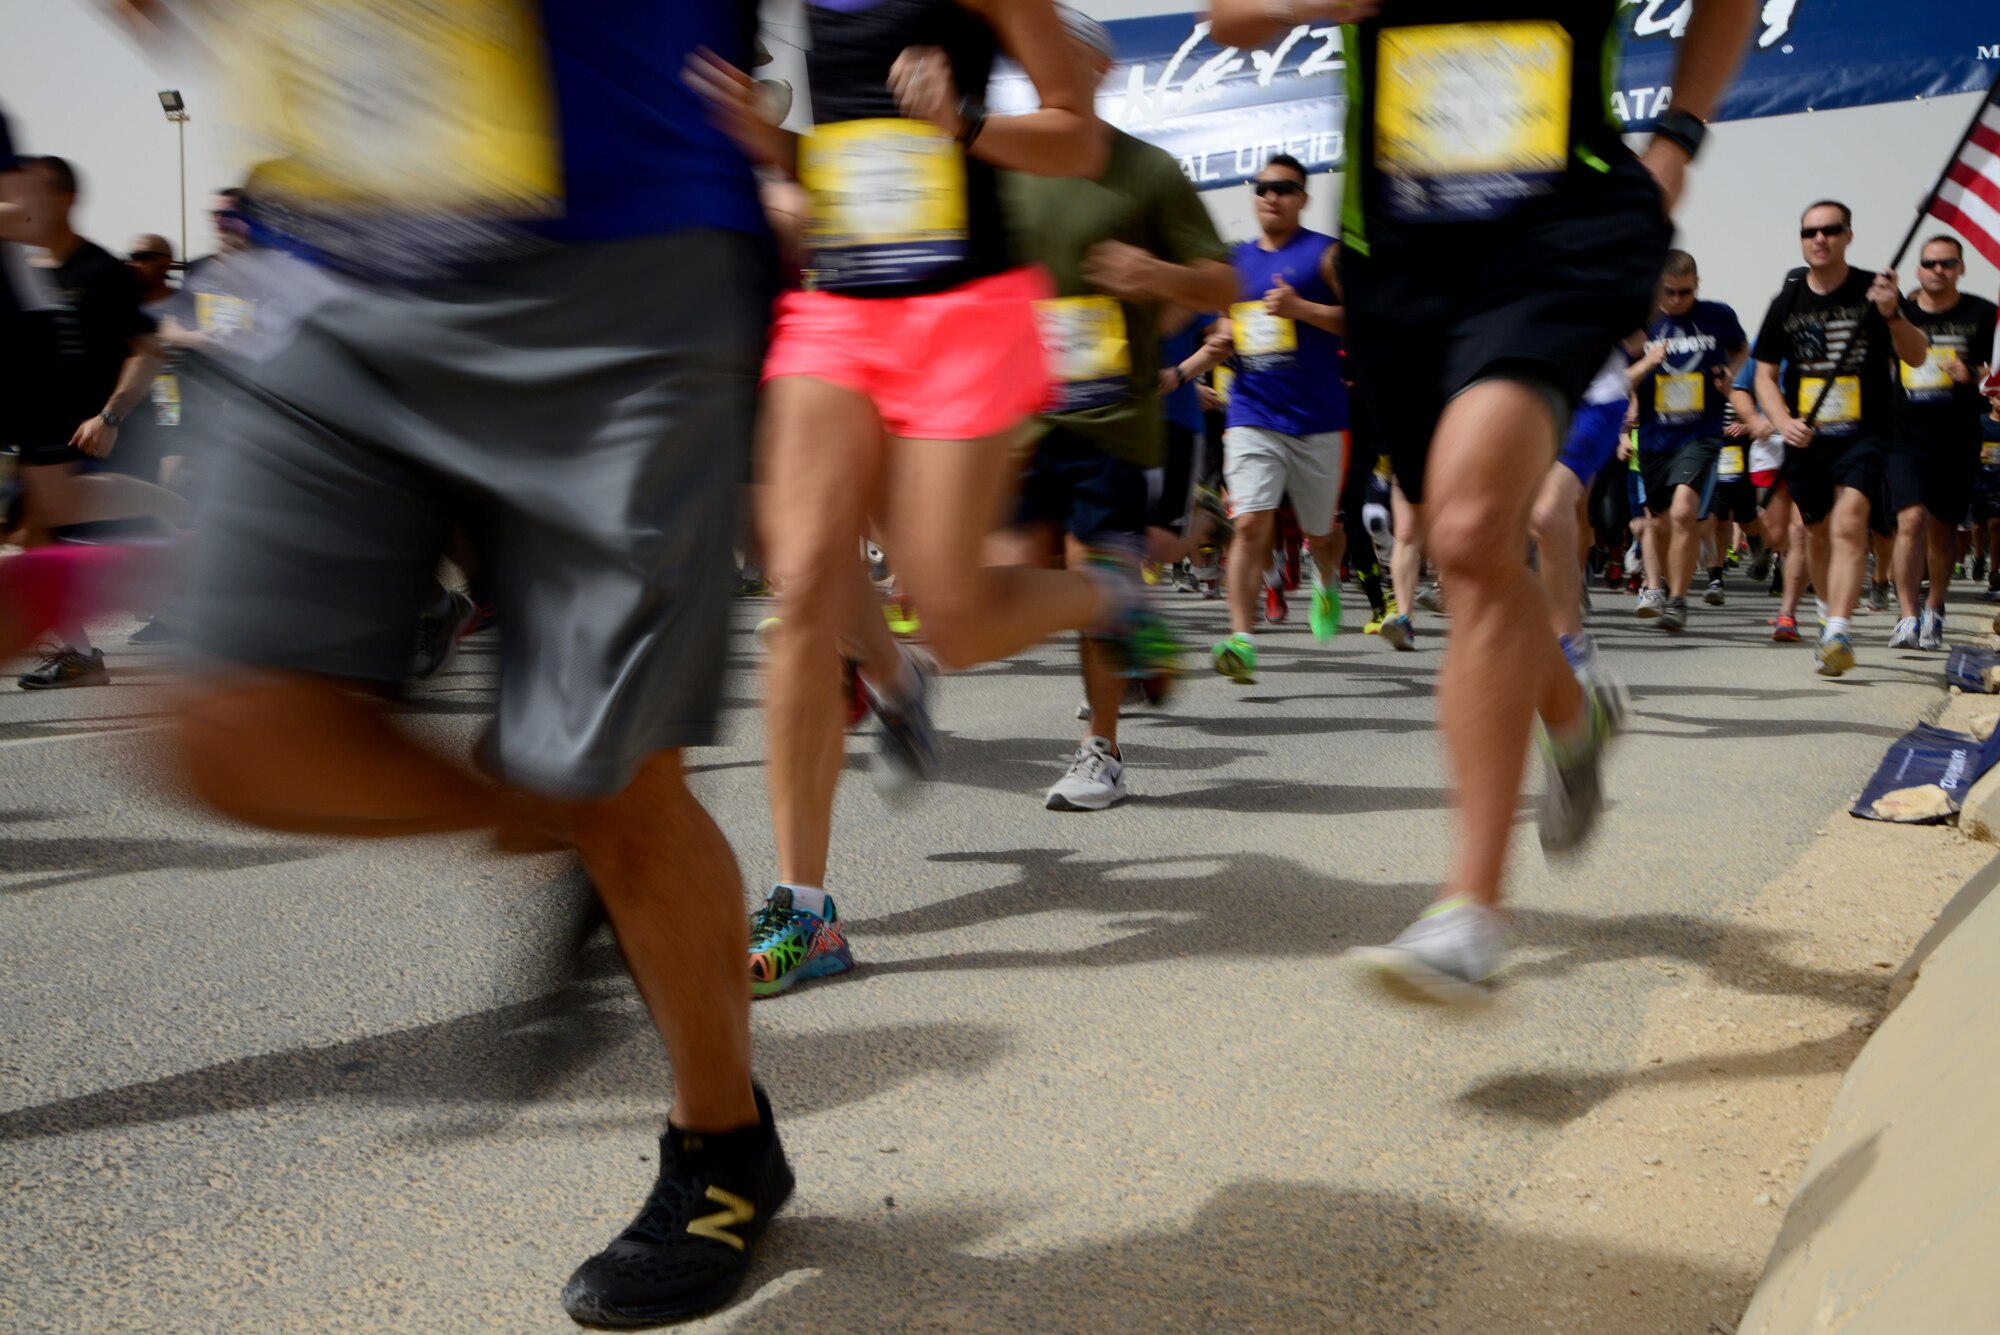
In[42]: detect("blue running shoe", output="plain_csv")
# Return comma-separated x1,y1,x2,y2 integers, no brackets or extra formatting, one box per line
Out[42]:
863,650,940,800
748,887,853,998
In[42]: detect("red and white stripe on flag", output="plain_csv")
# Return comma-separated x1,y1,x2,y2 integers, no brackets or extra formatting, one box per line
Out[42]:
1930,82,2000,271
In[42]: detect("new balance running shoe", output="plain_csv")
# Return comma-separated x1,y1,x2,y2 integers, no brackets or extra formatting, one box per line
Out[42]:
1350,895,1502,1005
748,886,853,998
562,1087,794,1326
1212,632,1257,684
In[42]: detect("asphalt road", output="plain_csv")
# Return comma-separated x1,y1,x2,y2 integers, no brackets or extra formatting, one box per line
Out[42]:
0,576,1962,1332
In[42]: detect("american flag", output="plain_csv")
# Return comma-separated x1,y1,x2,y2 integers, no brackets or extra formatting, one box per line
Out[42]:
1928,72,2000,272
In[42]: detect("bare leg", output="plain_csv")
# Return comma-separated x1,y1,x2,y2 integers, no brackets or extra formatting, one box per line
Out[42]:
1390,486,1422,613
1822,487,1872,620
1531,465,1586,642
1423,380,1571,908
1227,510,1276,637
1305,526,1344,588
1925,515,1955,613
1639,510,1666,593
1666,485,1701,599
1892,505,1926,619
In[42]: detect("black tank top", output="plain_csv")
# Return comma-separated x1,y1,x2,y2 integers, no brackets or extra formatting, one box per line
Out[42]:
803,0,1014,296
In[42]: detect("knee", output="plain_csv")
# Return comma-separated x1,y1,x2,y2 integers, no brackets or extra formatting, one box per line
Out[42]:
1896,508,1925,539
1426,496,1514,580
1234,511,1275,548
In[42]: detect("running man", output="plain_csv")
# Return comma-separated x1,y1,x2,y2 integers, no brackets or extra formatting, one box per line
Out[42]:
125,2,798,1324
1752,201,1929,677
1629,250,1747,632
1000,8,1234,812
1535,348,1637,687
1884,235,1996,649
1213,0,1759,1001
1181,152,1350,684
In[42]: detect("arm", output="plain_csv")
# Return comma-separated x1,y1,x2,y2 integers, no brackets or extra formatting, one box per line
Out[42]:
901,0,1102,178
70,334,166,458
1625,341,1666,392
1265,252,1345,335
1207,0,1382,50
1869,276,1928,368
1753,359,1811,447
1637,0,1758,212
1173,320,1236,383
1080,242,1235,313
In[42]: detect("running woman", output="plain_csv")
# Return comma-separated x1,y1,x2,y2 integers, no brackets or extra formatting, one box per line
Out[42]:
122,2,798,1323
1629,250,1747,633
1212,0,1760,1002
1179,153,1351,684
1884,235,1996,649
1751,201,1929,677
691,1,1174,997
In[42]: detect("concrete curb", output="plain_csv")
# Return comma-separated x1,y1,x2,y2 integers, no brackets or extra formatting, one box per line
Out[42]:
1735,852,2000,1333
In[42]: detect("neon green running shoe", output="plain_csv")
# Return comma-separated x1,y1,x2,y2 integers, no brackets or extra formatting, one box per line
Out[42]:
1211,633,1257,684
1310,580,1342,643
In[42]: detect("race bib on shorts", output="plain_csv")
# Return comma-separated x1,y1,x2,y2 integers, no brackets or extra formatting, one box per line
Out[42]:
1035,296,1131,413
1230,301,1297,372
1900,346,1959,402
1717,443,1746,479
217,0,561,216
1801,374,1862,436
195,292,255,335
801,119,968,291
151,374,181,427
1654,372,1704,421
1374,22,1571,223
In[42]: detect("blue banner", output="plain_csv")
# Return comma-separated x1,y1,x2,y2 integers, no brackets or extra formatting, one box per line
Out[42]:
991,3,1999,191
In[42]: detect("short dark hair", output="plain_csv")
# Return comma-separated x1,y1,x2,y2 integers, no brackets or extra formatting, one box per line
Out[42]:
1921,234,1964,258
214,186,246,203
1662,249,1698,280
31,154,78,196
1263,153,1308,183
1800,199,1851,227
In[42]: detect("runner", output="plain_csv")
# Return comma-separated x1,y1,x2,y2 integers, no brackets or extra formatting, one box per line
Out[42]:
997,9,1233,812
1213,0,1759,1001
1630,250,1747,632
10,155,163,690
1178,153,1350,684
692,0,1174,996
1885,235,1997,649
1751,201,1929,677
1981,387,2000,601
1535,348,1636,685
126,2,797,1323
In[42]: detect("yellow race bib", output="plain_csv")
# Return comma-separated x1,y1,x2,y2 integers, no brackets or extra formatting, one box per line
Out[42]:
1984,439,2000,468
151,373,181,428
1214,366,1235,405
1230,301,1297,368
1375,22,1571,222
800,119,968,291
1900,346,1958,400
218,0,561,216
1654,372,1704,419
1801,375,1862,430
1717,444,1746,477
1035,296,1131,413
195,292,255,335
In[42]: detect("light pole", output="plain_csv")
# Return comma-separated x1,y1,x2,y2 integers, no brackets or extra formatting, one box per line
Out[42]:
158,90,189,268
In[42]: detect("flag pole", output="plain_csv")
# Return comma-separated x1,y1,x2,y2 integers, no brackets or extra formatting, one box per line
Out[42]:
1804,70,2000,426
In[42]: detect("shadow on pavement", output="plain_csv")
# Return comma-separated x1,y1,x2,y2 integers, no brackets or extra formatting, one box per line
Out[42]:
734,1179,1749,1333
0,834,320,896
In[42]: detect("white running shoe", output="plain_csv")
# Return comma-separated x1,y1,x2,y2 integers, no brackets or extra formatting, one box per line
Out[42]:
1350,896,1503,1004
1044,737,1129,812
1888,616,1919,649
1635,588,1665,619
1918,609,1945,651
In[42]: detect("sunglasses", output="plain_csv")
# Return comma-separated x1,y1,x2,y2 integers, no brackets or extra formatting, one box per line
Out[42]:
128,249,169,262
1918,257,1961,270
1799,224,1848,239
1661,285,1696,298
1253,179,1304,198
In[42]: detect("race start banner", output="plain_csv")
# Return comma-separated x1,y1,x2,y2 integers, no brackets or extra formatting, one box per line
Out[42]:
990,1,2000,190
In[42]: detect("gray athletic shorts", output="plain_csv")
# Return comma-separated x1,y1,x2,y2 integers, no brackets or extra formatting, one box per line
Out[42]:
188,230,762,800
1222,426,1348,533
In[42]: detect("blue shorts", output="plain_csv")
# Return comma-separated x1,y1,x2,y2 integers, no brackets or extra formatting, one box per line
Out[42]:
1557,399,1627,487
1016,425,1148,543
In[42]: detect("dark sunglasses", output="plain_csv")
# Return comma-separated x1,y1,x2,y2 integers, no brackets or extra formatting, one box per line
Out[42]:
1661,285,1696,298
1919,257,1961,270
128,249,170,262
1253,179,1304,198
1799,224,1848,239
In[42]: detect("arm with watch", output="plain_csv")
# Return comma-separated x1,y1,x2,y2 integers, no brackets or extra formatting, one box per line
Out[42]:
70,333,165,460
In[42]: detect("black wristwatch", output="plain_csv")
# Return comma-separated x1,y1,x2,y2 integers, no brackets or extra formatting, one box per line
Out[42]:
1651,107,1707,162
956,93,987,148
99,409,121,429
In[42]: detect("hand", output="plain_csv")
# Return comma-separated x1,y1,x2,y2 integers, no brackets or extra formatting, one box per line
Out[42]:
1780,416,1815,448
684,48,789,168
1616,438,1634,463
1751,415,1775,439
1196,382,1220,413
1945,355,1972,384
1263,274,1306,320
1868,269,1902,318
1157,367,1185,395
71,415,117,459
1081,241,1163,302
1724,419,1751,439
1639,340,1668,371
888,46,962,137
1637,137,1687,215
1711,364,1736,394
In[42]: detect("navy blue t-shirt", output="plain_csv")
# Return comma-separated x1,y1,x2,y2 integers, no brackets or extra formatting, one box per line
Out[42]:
1638,298,1745,455
1161,316,1210,433
1225,228,1347,437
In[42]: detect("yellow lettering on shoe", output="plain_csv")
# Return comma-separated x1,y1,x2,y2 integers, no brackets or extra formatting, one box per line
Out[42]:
686,1186,755,1252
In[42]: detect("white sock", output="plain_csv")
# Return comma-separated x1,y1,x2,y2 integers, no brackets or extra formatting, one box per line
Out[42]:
1825,616,1851,639
777,883,828,917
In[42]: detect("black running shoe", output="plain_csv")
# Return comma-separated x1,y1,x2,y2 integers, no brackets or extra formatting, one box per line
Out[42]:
128,615,184,645
410,590,478,680
18,643,109,690
562,1087,794,1327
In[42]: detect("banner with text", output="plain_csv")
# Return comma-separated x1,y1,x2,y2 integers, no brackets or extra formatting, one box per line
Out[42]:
990,2,2000,190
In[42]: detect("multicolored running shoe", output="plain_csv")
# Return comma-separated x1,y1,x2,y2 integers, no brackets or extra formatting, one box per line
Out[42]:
748,887,853,998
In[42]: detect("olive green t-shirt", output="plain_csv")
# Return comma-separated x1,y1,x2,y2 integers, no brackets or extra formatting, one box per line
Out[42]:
1004,129,1229,468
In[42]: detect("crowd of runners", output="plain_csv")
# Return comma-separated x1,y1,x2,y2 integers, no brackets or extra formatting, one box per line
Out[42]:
4,0,1999,1326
